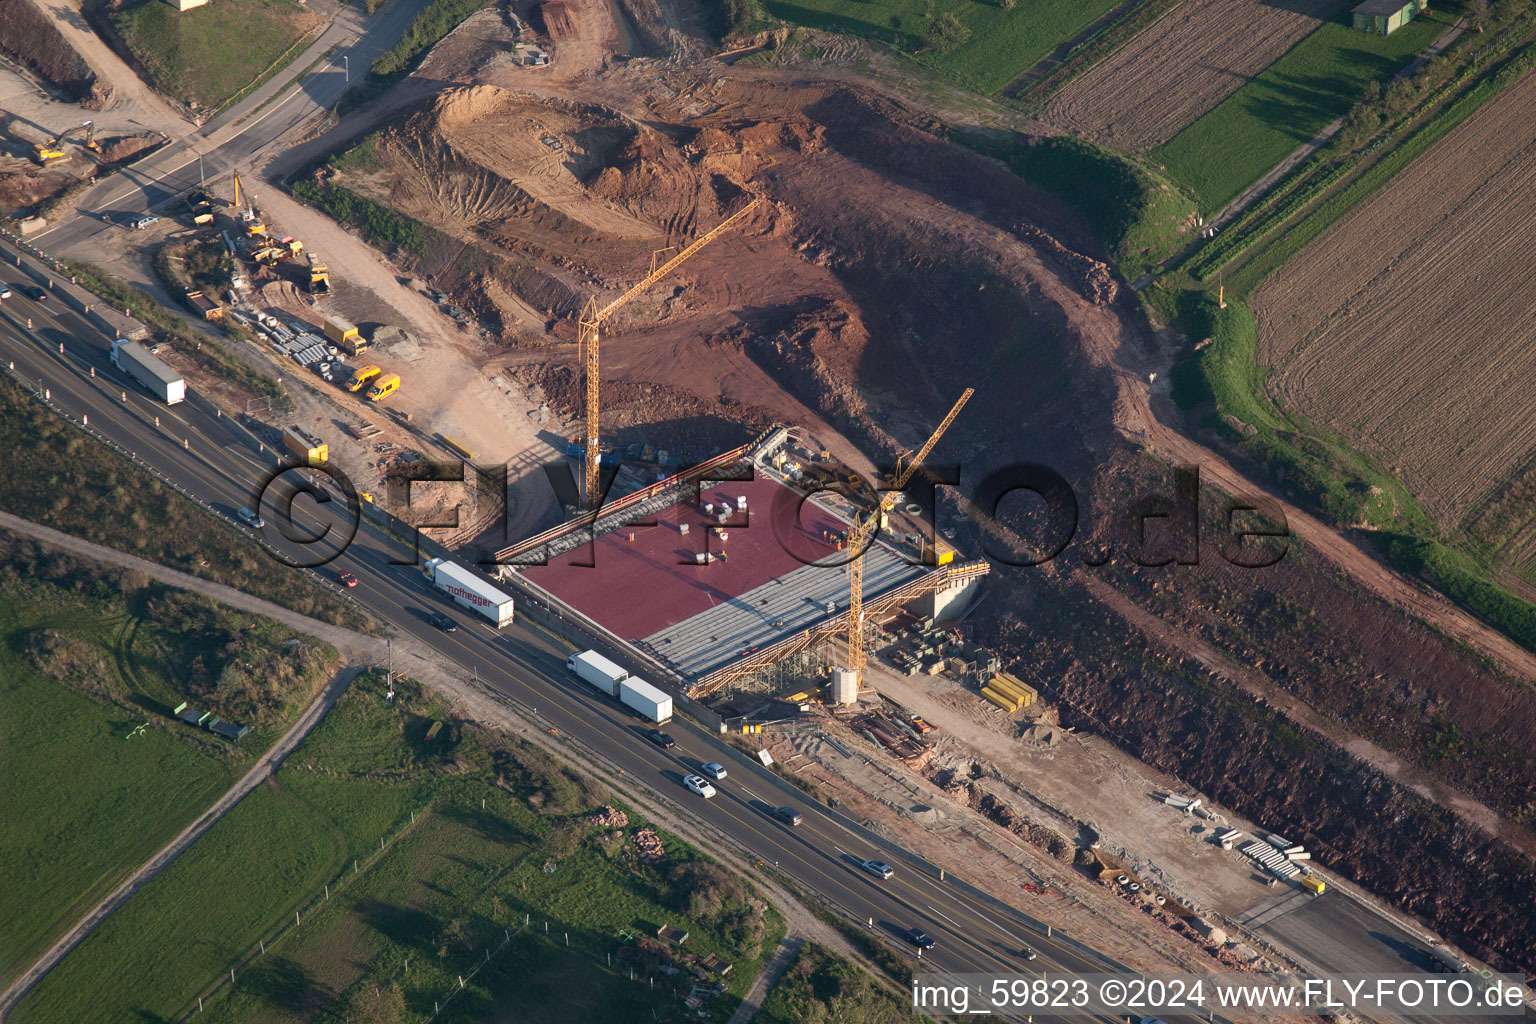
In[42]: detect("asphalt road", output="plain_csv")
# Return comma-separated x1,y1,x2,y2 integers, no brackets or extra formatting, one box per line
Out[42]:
27,0,436,255
0,266,1145,1021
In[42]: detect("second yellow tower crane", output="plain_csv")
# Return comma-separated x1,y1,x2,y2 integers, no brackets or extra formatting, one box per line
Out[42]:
844,388,974,693
577,197,762,506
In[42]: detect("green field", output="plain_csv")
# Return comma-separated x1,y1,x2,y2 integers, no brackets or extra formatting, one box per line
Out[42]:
760,0,1121,94
0,539,338,987
111,0,317,111
1153,15,1444,209
13,673,783,1024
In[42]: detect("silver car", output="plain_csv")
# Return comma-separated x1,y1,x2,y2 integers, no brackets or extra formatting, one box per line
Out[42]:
860,859,894,880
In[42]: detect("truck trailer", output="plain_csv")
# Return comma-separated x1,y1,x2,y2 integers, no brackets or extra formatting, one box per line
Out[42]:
567,650,629,697
618,677,672,724
111,340,185,404
422,558,514,627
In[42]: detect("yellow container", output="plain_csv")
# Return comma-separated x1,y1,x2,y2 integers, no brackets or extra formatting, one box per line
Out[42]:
981,687,1020,713
1301,875,1326,895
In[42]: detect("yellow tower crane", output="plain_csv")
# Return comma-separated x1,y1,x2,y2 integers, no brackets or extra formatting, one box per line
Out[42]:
843,387,973,693
577,197,762,505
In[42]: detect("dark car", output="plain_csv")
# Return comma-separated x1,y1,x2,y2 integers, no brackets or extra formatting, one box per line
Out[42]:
338,570,357,588
646,730,675,750
904,929,935,950
429,611,457,632
773,807,803,826
18,284,46,300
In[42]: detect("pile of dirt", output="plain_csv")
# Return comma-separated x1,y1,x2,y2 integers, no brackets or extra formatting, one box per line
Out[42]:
0,0,107,105
96,132,163,165
1017,224,1117,306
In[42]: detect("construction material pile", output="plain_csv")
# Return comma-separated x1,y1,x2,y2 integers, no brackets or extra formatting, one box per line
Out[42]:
632,827,665,863
589,805,630,827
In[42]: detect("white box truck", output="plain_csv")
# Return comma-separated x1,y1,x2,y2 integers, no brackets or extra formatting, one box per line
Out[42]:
619,677,673,724
111,340,185,404
567,649,628,697
422,557,514,627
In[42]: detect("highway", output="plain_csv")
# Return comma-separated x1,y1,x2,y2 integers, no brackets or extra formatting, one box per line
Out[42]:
27,0,436,256
0,260,1143,1019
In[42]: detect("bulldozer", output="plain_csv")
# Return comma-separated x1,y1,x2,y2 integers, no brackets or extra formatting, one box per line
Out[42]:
32,121,98,166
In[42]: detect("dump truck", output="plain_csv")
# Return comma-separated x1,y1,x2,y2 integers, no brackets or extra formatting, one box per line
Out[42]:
282,426,328,465
423,557,514,627
111,340,185,404
185,290,222,320
365,372,400,402
346,365,381,392
307,253,329,293
619,677,672,724
567,650,629,697
324,315,365,354
185,190,215,225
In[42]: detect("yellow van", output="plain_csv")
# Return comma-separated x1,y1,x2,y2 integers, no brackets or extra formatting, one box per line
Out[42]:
346,365,381,392
365,373,400,402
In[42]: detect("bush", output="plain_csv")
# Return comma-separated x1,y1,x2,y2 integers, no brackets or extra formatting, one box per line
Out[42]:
924,11,969,52
667,861,747,923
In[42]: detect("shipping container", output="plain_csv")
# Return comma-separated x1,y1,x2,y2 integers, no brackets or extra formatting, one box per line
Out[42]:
422,557,514,627
618,677,672,723
568,649,629,697
1300,875,1326,895
111,340,185,404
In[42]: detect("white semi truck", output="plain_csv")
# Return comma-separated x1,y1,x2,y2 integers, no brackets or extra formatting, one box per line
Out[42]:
422,558,514,627
111,340,184,404
567,649,628,697
567,650,673,723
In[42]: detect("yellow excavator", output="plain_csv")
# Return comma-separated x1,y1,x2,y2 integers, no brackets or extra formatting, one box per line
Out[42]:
32,121,98,166
231,173,266,236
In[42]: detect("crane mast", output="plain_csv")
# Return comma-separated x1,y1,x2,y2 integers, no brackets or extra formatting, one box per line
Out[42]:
845,388,973,688
579,197,762,506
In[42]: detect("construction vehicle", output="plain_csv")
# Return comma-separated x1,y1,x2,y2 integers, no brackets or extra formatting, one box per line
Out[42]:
346,365,381,392
365,372,400,402
184,190,215,225
576,197,761,505
32,121,97,165
841,388,973,700
231,173,265,236
306,252,329,293
279,236,304,258
250,245,284,266
323,316,361,352
184,290,222,320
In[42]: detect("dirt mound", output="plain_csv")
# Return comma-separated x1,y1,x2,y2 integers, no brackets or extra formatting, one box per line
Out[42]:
1017,224,1117,306
0,0,106,106
97,133,163,165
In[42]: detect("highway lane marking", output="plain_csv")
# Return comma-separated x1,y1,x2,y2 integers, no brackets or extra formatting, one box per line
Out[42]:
927,904,963,929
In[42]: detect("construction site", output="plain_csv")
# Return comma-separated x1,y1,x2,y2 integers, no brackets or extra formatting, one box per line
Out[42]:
3,0,1534,992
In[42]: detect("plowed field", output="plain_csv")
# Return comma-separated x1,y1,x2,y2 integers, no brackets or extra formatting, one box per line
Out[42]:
1254,69,1536,534
1042,0,1345,151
